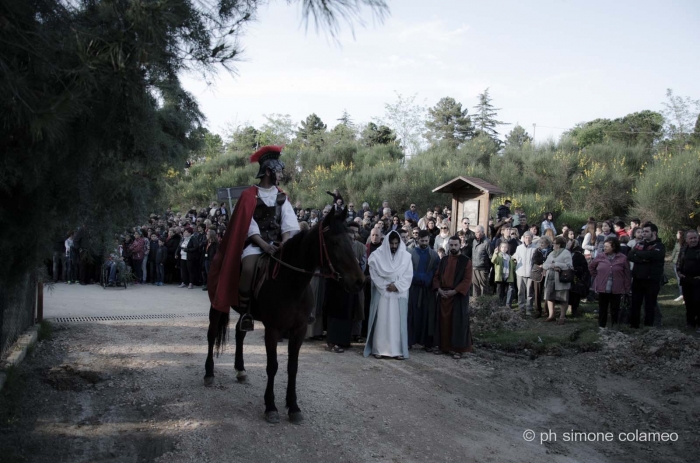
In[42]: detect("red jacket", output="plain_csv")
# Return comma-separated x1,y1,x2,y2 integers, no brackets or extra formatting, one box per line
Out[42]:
588,252,632,295
129,238,145,261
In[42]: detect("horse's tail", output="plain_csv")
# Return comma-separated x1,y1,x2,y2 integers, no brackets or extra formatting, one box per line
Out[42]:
214,310,230,357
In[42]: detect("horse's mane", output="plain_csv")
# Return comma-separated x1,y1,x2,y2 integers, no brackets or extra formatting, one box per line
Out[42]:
280,215,348,263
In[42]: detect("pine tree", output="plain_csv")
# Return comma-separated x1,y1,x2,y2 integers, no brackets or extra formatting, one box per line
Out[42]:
424,97,474,149
504,125,533,149
297,113,328,151
692,114,700,147
337,109,354,128
473,88,507,141
0,0,387,284
361,122,397,147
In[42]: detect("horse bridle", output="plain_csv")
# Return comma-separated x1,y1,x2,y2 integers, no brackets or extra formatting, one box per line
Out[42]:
270,224,341,281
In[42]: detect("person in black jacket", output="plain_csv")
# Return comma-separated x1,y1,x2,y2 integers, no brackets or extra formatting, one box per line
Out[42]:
676,230,700,329
147,233,159,284
326,189,344,210
155,238,166,286
627,222,666,328
566,239,590,317
164,230,180,284
202,229,219,291
186,225,204,286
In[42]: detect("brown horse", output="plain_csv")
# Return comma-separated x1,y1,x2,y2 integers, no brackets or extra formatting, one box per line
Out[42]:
204,206,364,423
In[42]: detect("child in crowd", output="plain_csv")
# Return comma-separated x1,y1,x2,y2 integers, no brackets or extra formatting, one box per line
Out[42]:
156,238,166,286
492,241,516,306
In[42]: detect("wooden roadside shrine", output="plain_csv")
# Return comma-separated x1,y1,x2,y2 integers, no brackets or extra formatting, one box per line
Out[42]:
432,176,505,235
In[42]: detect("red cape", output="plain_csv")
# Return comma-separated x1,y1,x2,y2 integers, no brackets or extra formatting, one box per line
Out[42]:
207,186,258,313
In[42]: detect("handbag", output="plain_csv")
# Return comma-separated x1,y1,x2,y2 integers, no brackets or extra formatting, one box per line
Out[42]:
618,294,631,324
559,268,574,284
530,249,545,283
530,265,544,283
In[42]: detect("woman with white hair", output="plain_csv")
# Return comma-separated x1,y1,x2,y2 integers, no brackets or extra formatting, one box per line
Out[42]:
542,236,573,324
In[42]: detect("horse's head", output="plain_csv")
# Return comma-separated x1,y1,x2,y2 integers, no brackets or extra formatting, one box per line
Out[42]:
320,207,365,293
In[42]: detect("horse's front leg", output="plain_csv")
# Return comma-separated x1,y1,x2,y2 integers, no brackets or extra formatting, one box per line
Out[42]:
286,322,306,424
264,327,280,423
234,317,247,382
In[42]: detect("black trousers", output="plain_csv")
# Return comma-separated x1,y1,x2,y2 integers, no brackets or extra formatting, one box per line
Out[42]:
598,293,621,327
186,258,200,285
681,280,700,327
535,280,545,313
568,291,582,317
148,259,157,283
630,279,660,328
180,259,190,285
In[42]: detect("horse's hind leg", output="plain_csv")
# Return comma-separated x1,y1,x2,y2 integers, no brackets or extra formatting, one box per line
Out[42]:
263,327,280,423
204,306,219,387
286,323,306,424
234,317,247,382
204,306,229,387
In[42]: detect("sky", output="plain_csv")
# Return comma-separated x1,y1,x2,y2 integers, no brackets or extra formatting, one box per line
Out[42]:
180,0,700,143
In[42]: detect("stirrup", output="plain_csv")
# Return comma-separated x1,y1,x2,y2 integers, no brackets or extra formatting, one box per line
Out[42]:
239,313,255,332
238,292,253,331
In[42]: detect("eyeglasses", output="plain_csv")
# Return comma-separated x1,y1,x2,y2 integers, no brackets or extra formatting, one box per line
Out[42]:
441,227,448,230
511,234,517,237
348,205,354,207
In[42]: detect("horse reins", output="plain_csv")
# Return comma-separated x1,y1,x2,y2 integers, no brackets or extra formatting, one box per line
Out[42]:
270,224,341,281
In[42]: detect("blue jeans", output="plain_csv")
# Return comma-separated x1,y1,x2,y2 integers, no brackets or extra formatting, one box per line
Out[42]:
108,261,126,283
156,263,164,284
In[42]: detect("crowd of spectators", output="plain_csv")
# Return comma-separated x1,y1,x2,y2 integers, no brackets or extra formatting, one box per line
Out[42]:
49,191,700,338
51,202,229,290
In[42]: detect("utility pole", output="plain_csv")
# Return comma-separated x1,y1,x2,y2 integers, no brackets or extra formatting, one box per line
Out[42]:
532,123,536,143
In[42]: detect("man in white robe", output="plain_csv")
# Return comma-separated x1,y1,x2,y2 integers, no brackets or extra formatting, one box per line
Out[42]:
364,230,413,360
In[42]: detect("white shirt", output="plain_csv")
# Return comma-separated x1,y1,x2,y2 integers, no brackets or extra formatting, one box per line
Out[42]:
241,186,300,259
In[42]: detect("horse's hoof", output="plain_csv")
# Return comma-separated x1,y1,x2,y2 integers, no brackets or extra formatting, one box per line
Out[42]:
265,411,280,424
203,375,214,387
289,411,304,424
236,370,247,382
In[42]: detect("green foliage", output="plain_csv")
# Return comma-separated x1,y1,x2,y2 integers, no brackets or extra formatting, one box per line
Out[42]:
297,113,328,151
0,0,230,281
692,114,700,147
504,125,533,149
38,320,52,341
473,88,506,142
260,113,295,145
567,111,664,149
360,122,397,147
661,88,700,150
424,97,474,149
632,149,700,244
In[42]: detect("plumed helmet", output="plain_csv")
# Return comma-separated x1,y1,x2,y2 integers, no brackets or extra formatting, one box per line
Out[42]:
250,145,285,179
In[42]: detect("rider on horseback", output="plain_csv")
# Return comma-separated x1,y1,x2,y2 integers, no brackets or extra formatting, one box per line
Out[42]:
207,145,300,331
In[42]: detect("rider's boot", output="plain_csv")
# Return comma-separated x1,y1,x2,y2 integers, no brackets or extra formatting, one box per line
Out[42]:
238,291,254,331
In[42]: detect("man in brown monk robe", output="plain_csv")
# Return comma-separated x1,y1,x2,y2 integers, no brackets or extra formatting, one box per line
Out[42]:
432,236,474,358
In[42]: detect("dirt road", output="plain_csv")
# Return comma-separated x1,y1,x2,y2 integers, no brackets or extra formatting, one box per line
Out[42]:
1,285,697,463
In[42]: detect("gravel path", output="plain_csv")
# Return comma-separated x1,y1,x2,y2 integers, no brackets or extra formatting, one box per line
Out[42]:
1,285,697,462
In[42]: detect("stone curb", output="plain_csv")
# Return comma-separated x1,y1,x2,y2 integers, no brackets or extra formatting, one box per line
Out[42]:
0,325,39,392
